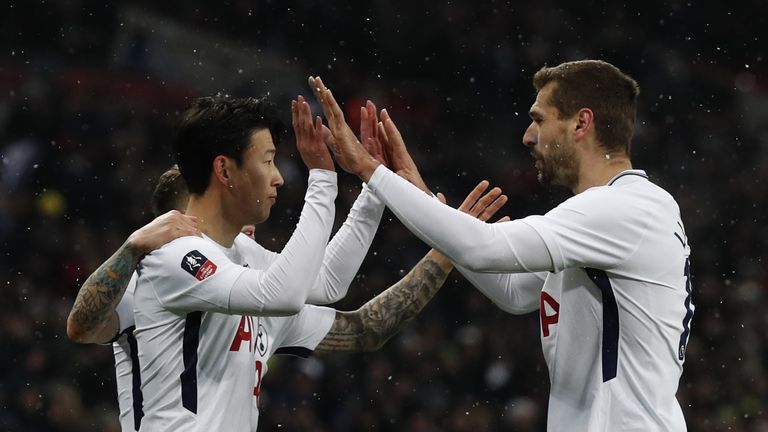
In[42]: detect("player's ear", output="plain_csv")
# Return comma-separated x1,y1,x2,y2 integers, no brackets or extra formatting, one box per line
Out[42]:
574,108,593,141
212,155,232,188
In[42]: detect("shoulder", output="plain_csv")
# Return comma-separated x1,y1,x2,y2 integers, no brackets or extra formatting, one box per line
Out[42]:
139,235,231,279
523,178,667,242
232,233,269,254
145,236,222,262
553,178,672,221
232,233,277,268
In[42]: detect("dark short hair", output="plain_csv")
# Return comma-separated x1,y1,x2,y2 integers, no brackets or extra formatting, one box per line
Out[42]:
533,60,640,154
172,95,282,194
151,165,189,216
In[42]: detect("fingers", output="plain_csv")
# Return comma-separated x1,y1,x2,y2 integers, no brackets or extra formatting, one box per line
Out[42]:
308,76,345,126
457,180,490,213
436,192,447,204
292,95,334,171
292,96,312,143
381,109,417,173
468,186,503,217
320,125,335,149
163,212,201,239
477,194,508,222
366,100,378,140
377,121,389,144
377,121,391,164
307,76,333,122
360,106,370,140
240,224,256,240
291,99,301,138
380,109,407,155
298,95,313,134
454,181,508,221
360,101,377,139
495,216,511,223
294,97,326,142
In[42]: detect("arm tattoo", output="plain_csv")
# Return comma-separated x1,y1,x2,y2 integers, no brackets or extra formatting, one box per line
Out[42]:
315,252,451,354
67,242,141,341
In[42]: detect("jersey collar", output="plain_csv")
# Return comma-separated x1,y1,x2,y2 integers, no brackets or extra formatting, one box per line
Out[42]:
607,169,648,186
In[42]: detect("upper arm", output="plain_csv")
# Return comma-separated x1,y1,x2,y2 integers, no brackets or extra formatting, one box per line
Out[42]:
68,311,121,345
67,248,140,344
314,310,367,354
140,237,246,313
272,306,337,355
457,266,545,314
521,191,650,271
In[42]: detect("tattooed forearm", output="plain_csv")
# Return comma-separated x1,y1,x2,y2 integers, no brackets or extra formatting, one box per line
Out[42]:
66,242,142,343
316,250,453,354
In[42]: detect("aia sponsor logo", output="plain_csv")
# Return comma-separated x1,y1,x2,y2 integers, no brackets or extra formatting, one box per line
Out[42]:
229,316,269,357
540,291,560,337
180,250,217,281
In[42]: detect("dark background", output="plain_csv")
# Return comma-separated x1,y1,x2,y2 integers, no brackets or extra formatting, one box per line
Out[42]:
1,1,767,430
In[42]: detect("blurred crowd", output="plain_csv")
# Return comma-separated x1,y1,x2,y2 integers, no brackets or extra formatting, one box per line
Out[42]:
1,1,767,431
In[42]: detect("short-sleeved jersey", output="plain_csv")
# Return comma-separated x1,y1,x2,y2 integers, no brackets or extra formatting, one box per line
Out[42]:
113,273,142,431
521,170,693,431
133,233,335,431
249,307,336,425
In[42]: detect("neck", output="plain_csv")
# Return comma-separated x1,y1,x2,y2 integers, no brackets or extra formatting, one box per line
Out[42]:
572,152,633,194
185,191,242,248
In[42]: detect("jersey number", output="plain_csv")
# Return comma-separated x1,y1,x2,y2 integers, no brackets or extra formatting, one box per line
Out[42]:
678,258,694,360
253,360,263,401
540,292,560,337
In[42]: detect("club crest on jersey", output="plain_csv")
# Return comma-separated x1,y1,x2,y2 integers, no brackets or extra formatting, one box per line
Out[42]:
181,250,217,281
255,323,268,356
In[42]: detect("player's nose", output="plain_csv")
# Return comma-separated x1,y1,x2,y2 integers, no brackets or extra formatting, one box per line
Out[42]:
522,123,538,149
273,167,284,188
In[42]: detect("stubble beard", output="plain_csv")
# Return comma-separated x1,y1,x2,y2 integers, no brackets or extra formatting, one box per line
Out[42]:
536,138,579,189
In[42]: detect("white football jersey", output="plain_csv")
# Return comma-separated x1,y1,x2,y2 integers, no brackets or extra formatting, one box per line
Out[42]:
133,233,335,431
112,273,142,431
249,307,336,425
521,170,693,431
366,166,692,431
112,174,380,431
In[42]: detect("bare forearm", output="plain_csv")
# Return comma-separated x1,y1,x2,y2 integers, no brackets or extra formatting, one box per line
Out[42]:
66,241,140,343
315,249,452,353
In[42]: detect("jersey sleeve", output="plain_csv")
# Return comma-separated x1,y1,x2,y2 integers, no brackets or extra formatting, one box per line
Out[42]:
366,165,552,273
140,169,338,315
272,305,336,357
115,272,137,333
520,188,653,272
455,266,546,314
233,234,278,271
138,236,248,313
308,183,384,304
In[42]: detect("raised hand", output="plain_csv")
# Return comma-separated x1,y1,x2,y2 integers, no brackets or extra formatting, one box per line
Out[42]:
437,180,509,223
127,210,201,255
308,76,380,179
291,95,335,171
375,109,430,193
360,100,388,166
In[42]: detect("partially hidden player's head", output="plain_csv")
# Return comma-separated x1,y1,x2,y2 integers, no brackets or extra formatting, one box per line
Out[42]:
151,164,189,217
173,95,285,225
523,60,640,188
